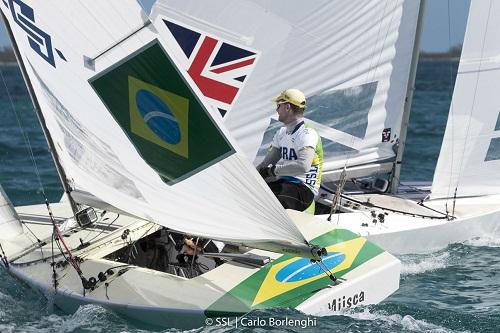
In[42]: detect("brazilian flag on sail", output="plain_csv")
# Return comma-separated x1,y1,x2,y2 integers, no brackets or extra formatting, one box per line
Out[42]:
90,41,234,184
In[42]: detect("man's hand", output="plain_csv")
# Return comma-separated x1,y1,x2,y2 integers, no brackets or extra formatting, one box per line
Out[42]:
258,165,276,178
182,238,200,256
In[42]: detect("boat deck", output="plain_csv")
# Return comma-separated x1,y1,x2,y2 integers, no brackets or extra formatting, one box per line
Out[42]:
9,202,158,265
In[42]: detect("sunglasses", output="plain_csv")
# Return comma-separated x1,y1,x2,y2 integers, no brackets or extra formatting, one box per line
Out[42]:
276,101,288,111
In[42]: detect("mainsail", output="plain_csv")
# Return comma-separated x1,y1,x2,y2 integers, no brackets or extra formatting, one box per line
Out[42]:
431,0,500,199
151,0,422,181
0,1,311,251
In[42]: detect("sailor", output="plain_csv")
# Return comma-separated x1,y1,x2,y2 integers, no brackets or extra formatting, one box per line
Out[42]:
177,236,224,267
257,88,323,211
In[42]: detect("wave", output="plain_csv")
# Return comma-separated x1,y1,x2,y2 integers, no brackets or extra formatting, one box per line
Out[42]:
463,236,500,248
0,304,142,333
400,252,450,276
334,308,471,333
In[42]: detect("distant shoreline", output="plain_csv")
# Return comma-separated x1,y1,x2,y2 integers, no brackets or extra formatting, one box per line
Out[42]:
1,47,463,65
1,57,460,66
419,56,460,62
419,45,462,61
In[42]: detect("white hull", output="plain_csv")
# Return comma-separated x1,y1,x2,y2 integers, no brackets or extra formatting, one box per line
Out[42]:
8,265,207,328
7,252,400,327
0,203,401,329
367,210,500,254
317,192,500,255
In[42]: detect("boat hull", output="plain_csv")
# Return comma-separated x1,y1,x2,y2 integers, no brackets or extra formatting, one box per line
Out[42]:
0,203,401,329
316,195,500,254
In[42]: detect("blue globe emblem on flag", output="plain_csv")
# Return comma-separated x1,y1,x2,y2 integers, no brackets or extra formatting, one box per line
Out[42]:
275,252,345,283
136,89,181,145
128,76,189,159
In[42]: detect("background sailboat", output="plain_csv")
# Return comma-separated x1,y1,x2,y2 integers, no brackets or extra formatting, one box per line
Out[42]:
326,0,500,253
151,0,500,254
152,0,422,182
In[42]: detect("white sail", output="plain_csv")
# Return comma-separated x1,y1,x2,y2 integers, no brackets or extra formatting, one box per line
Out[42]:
431,0,500,199
0,1,309,248
151,0,421,180
0,184,22,239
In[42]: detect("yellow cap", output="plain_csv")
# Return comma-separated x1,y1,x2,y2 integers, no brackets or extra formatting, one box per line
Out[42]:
272,89,306,108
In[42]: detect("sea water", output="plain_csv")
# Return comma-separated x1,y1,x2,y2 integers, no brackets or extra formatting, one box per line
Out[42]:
1,61,500,332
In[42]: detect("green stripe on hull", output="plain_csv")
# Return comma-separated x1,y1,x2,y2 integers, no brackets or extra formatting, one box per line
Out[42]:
206,228,384,316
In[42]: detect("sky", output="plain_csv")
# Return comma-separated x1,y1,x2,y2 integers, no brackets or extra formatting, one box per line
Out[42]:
0,0,470,52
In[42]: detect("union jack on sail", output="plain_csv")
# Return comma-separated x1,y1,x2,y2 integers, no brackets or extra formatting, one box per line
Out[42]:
162,19,258,117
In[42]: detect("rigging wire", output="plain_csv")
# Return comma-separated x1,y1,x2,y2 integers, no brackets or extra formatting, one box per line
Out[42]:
368,0,399,84
444,0,457,215
0,64,71,276
321,184,450,219
389,175,455,219
0,66,88,287
20,221,46,258
0,241,9,267
449,0,493,212
0,66,47,199
398,181,429,194
315,260,337,283
20,221,43,243
45,200,82,275
51,226,57,288
83,212,120,243
327,167,347,221
339,192,448,219
120,223,156,264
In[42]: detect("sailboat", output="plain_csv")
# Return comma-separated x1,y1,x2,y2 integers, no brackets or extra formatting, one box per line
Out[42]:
0,0,400,328
316,0,500,254
151,0,500,255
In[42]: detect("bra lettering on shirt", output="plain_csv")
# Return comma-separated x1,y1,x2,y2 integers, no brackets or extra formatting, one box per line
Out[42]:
281,147,298,160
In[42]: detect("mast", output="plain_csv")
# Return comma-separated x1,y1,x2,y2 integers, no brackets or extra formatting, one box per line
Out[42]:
389,0,426,194
1,11,79,214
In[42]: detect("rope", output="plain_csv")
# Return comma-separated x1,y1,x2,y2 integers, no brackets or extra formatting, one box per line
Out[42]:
327,167,347,221
315,261,337,283
451,187,457,219
0,66,47,203
342,193,449,219
321,184,450,219
44,198,85,292
83,212,120,243
51,226,57,288
0,241,9,267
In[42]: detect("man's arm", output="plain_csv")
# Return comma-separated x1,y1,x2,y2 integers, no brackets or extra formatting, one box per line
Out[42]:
256,146,281,170
274,146,315,176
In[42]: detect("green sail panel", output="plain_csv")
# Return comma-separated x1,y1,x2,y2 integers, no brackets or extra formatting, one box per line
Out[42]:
90,41,234,184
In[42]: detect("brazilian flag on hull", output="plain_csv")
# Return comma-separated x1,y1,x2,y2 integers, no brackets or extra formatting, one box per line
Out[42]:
90,41,234,184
